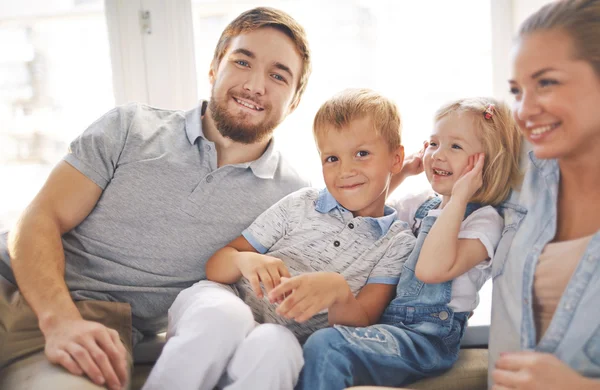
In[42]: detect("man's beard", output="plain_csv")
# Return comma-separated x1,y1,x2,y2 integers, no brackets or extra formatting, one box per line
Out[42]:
209,91,280,144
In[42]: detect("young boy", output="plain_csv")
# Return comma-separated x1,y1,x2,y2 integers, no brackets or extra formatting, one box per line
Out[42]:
143,89,416,390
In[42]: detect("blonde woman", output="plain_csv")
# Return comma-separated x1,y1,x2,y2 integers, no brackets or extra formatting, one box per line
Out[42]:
490,1,600,389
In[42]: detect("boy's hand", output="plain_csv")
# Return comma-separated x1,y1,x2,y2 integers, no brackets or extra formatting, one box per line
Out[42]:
235,254,291,298
268,272,350,323
452,153,485,203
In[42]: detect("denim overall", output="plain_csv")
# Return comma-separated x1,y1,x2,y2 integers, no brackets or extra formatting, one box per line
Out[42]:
297,197,480,390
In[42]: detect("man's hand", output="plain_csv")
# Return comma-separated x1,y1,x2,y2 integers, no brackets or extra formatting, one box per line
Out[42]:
451,153,484,203
492,351,598,390
42,316,128,390
235,253,291,298
268,272,350,323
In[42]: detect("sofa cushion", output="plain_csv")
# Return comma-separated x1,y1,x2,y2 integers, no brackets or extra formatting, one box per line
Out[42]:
346,348,488,390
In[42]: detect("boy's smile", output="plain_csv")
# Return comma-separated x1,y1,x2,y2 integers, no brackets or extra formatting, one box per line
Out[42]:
316,116,403,218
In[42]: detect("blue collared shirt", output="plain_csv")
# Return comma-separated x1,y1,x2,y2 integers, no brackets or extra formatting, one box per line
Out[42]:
240,187,416,340
489,151,600,386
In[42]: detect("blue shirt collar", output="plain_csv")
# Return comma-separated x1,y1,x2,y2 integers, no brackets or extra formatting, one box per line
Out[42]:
184,100,280,179
314,188,398,235
528,150,559,178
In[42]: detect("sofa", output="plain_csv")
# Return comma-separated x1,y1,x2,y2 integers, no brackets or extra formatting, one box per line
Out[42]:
129,325,489,390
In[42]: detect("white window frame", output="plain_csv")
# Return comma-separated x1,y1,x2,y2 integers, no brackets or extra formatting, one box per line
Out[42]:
105,0,198,110
102,0,541,111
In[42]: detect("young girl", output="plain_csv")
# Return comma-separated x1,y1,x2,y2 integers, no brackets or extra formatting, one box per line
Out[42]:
297,97,522,389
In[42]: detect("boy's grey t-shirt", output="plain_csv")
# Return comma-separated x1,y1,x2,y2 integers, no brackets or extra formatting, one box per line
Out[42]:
240,187,416,341
0,102,309,339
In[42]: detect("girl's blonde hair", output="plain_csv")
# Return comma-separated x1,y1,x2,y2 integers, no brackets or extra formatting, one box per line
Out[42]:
434,98,522,206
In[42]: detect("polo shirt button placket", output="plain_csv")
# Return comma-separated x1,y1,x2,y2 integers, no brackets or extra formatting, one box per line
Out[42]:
348,222,354,229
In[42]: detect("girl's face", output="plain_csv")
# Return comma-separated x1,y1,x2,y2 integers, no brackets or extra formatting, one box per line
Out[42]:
424,112,484,197
509,30,600,161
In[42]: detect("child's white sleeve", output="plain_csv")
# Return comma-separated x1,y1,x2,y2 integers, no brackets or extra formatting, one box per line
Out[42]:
387,190,435,232
241,188,307,254
366,229,416,285
458,206,504,269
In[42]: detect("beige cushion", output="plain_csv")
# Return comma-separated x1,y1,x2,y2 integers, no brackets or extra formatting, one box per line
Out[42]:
130,342,487,390
346,348,487,390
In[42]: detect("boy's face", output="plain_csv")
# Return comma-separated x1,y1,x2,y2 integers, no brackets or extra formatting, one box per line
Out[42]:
316,116,404,218
208,27,303,144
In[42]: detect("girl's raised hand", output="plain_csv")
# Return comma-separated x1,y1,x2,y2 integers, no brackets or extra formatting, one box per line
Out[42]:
452,153,485,203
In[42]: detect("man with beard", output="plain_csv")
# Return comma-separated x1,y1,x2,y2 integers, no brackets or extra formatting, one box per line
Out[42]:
0,7,311,390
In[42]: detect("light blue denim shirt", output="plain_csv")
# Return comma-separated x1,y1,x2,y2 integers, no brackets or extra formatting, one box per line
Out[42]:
489,151,600,386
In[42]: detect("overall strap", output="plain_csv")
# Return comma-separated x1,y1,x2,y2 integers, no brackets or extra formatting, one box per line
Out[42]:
414,196,442,219
412,196,483,234
464,202,483,219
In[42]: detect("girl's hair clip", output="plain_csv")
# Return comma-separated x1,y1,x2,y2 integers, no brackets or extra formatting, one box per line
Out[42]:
484,104,495,120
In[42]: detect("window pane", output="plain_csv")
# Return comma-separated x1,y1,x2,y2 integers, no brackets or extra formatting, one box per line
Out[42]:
0,0,114,230
191,0,493,326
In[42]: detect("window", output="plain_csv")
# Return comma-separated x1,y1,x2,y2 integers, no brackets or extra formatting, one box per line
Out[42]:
192,0,492,190
0,0,114,230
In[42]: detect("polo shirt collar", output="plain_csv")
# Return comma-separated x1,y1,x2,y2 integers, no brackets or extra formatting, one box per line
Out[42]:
248,139,280,179
184,101,207,145
184,100,280,179
314,188,398,235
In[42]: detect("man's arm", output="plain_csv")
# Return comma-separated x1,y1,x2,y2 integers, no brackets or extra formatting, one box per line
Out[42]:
8,161,127,390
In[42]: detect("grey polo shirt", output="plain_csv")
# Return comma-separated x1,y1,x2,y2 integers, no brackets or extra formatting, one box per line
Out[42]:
238,188,416,341
0,101,309,341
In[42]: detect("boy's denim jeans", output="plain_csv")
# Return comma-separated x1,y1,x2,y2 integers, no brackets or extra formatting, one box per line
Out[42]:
297,198,471,390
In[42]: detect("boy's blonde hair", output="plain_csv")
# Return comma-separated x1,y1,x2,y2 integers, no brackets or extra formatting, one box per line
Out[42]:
212,7,311,108
434,97,522,206
313,88,401,151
